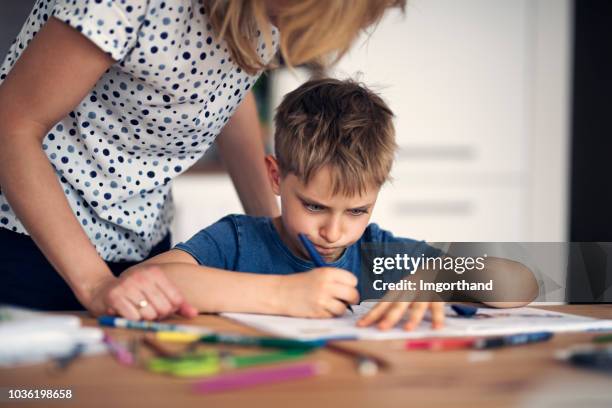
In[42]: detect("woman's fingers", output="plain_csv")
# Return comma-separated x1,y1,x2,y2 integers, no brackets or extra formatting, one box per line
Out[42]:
178,302,199,318
106,288,142,321
141,282,173,318
153,271,185,310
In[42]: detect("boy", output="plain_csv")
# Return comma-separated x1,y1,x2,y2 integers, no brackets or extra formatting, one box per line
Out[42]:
111,78,537,328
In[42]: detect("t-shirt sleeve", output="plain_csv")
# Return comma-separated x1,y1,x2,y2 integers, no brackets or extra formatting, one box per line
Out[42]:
363,223,442,258
359,224,444,299
174,216,239,270
51,0,149,61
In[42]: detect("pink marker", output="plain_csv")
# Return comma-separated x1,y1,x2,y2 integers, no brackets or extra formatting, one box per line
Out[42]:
192,362,324,394
103,333,135,366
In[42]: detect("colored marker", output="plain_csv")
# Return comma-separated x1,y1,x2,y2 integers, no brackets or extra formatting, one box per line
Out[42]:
192,362,324,394
473,332,553,349
156,331,201,343
298,233,354,313
155,331,325,350
223,349,309,369
593,334,612,344
55,343,86,370
451,304,478,317
103,333,135,366
405,338,476,351
98,316,211,334
148,352,220,377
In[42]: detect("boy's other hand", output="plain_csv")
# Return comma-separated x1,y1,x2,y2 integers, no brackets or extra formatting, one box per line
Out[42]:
278,267,359,318
357,301,445,331
89,265,198,320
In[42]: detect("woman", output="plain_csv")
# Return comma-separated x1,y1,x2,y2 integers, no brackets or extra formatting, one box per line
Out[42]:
0,0,404,320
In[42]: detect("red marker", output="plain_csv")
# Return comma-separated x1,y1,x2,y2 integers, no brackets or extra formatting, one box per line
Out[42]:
405,338,475,351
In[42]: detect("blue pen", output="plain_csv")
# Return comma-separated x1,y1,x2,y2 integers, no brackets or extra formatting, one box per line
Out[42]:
473,331,553,349
451,304,478,317
298,233,354,313
98,316,211,334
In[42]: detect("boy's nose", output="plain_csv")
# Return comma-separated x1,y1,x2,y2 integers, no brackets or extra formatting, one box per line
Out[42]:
320,217,342,244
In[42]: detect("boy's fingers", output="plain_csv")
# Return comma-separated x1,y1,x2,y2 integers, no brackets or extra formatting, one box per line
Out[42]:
403,302,429,331
431,303,445,329
327,268,358,287
330,283,360,305
356,302,392,326
325,299,348,317
381,289,405,303
378,302,410,330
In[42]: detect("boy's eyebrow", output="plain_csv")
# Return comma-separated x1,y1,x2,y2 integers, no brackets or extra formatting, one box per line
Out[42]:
296,192,375,210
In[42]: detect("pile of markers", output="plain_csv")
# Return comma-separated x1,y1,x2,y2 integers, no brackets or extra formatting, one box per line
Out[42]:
98,316,332,394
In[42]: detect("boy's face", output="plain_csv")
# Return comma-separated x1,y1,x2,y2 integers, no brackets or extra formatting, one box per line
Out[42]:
266,156,380,263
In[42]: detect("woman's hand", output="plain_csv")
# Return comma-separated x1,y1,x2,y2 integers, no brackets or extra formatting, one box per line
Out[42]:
357,301,445,331
84,265,198,320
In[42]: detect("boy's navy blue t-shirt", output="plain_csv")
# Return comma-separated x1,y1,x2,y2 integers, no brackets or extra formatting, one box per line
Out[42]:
174,215,439,298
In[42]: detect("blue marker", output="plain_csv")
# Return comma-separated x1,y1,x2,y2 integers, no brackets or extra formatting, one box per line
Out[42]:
98,316,211,334
473,331,553,349
298,233,354,313
451,304,478,317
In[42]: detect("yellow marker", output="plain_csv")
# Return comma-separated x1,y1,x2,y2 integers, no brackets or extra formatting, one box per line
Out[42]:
156,331,201,343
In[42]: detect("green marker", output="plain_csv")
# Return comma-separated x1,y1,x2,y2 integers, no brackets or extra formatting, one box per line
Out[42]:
224,349,310,369
593,334,612,344
148,352,220,377
199,334,325,351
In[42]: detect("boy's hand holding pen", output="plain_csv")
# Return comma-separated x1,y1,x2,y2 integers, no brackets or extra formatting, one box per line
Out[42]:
298,233,356,314
273,234,358,318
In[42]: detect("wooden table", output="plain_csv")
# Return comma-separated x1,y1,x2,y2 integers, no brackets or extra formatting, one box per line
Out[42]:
2,305,612,408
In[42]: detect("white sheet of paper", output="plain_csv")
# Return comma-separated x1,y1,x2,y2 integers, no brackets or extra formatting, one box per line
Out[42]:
222,304,612,341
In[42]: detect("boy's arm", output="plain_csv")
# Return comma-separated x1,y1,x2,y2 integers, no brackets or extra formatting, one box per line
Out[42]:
134,249,283,314
127,249,359,317
457,257,539,308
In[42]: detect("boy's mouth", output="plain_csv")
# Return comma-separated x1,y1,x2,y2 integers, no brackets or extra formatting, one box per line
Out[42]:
314,244,342,256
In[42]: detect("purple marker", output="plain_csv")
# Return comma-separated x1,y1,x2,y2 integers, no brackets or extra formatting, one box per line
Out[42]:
192,362,324,394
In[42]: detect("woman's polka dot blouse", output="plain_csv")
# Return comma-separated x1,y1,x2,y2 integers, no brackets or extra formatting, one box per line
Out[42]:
0,0,278,261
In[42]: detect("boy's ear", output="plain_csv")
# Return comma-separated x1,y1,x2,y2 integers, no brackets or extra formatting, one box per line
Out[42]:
265,155,281,195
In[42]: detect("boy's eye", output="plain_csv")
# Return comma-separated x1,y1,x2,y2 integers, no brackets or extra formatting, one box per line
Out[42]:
304,203,324,212
348,208,368,216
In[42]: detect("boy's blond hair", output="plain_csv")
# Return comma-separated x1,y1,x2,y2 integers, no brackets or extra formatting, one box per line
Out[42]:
274,78,397,196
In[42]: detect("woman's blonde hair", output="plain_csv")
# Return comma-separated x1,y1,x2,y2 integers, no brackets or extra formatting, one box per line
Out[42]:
205,0,406,75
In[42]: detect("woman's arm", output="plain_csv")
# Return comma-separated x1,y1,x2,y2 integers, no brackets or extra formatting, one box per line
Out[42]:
216,91,280,217
0,18,191,319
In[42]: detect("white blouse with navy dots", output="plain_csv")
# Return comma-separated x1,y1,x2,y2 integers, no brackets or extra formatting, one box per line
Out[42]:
0,0,278,261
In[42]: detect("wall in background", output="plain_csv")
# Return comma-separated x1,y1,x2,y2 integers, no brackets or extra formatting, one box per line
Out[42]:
174,0,571,244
